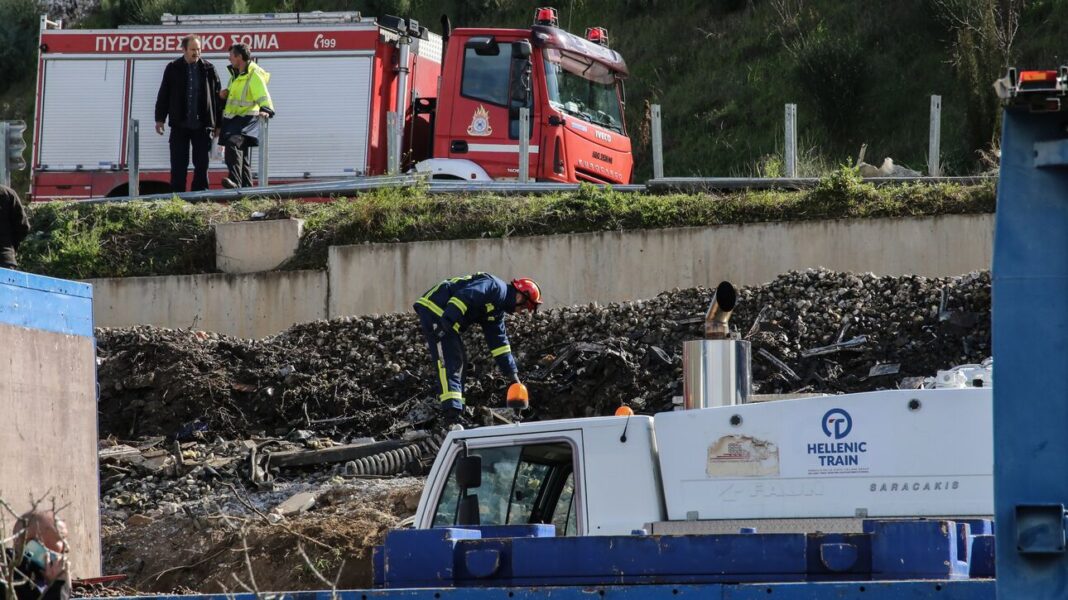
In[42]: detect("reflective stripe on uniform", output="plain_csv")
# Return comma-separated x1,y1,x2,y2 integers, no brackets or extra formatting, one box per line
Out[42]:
453,322,461,333
439,391,464,402
437,358,449,392
491,344,512,357
448,297,468,314
485,303,495,313
416,297,444,316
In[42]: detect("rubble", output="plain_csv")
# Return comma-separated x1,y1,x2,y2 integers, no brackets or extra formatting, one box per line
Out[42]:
97,268,991,439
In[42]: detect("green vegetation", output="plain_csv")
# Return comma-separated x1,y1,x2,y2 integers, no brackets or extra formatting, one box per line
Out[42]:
1,1,1061,196
19,175,995,279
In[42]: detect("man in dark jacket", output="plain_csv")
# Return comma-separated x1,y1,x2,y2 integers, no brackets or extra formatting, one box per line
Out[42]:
154,35,223,193
0,184,30,270
1,510,70,600
413,273,542,426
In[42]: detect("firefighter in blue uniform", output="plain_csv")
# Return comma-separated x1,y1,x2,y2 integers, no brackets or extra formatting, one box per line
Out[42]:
413,273,543,425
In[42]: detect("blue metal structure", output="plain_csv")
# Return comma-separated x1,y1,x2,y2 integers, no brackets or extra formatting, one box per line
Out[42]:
373,521,995,588
0,268,93,337
993,67,1068,599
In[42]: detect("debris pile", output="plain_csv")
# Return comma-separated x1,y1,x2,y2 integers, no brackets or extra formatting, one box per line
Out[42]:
97,268,990,441
98,431,442,513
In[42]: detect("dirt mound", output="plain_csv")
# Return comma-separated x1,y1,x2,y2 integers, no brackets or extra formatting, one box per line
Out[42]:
96,269,991,439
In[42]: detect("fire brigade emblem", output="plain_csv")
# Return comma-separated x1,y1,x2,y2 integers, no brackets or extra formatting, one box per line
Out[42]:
467,105,493,136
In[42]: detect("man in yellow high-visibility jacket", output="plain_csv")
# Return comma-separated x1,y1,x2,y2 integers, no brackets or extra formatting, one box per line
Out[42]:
218,43,274,188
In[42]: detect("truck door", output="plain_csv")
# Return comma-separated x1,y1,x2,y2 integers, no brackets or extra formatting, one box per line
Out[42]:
422,432,583,536
447,37,536,179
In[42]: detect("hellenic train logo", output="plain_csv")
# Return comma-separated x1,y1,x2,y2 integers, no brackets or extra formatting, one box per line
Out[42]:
822,408,852,440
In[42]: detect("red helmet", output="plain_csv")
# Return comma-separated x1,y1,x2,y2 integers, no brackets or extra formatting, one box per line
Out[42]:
512,278,543,311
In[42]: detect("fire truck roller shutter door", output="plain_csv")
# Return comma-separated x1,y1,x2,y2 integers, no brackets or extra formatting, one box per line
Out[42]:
245,55,374,178
39,59,126,169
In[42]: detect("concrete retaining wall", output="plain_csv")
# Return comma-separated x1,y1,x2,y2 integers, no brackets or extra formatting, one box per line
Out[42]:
329,214,994,317
91,214,994,337
0,269,100,577
90,270,327,339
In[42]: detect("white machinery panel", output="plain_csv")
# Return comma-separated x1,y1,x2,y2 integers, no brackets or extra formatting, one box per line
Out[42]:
653,389,992,520
39,59,125,169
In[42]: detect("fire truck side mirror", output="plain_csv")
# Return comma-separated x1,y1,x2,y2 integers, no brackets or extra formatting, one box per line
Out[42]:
510,41,533,104
514,40,531,59
466,36,499,56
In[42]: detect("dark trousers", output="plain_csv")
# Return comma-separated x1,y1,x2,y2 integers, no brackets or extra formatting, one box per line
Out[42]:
416,307,466,410
168,127,212,193
225,144,253,187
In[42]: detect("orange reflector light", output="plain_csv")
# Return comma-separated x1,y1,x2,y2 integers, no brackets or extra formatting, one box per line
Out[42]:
507,382,529,411
615,405,634,417
1020,70,1058,83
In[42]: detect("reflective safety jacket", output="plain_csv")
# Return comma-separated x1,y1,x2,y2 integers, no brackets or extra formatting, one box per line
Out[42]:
414,273,519,375
223,61,273,118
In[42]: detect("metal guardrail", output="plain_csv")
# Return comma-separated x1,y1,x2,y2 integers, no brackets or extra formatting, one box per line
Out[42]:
84,175,422,204
86,174,995,204
647,175,997,192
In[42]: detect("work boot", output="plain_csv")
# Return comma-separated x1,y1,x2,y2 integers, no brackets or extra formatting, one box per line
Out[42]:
440,405,465,431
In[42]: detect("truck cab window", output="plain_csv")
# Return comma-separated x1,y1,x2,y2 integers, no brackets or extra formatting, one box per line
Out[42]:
543,48,623,133
433,442,576,534
462,47,512,106
551,472,577,536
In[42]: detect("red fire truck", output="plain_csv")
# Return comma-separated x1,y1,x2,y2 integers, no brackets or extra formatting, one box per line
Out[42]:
30,8,632,200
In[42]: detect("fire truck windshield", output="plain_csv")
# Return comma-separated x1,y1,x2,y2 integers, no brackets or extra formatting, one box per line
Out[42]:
543,48,624,134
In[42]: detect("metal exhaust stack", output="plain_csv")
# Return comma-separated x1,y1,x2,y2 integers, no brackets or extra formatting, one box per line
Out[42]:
682,281,752,409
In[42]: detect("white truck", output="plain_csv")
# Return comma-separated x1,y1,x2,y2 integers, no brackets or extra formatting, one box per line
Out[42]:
410,283,993,536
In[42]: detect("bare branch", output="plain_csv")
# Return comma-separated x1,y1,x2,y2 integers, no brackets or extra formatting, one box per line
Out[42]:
296,543,334,589
229,573,255,594
239,534,258,595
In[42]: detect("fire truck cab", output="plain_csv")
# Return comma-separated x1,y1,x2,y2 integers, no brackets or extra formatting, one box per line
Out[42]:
420,8,632,184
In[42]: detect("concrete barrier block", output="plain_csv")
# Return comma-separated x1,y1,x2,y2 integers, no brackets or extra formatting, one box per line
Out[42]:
215,218,304,274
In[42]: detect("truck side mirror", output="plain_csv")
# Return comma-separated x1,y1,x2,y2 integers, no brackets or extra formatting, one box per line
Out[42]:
457,493,481,526
514,39,531,59
455,454,482,489
466,36,499,56
510,41,533,104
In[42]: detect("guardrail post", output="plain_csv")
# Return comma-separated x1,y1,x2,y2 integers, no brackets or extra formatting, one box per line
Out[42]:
257,115,270,188
127,119,140,197
928,95,942,177
784,103,797,178
386,111,399,176
519,107,530,182
651,104,664,180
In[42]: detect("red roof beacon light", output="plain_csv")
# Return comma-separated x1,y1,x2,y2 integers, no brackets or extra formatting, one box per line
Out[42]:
585,27,609,47
534,7,559,27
